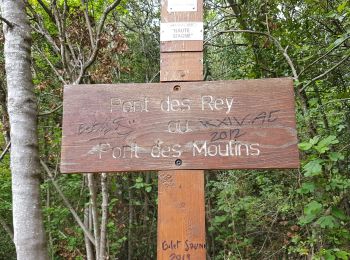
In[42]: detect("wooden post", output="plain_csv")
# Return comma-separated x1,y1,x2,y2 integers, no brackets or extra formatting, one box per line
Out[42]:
158,1,206,259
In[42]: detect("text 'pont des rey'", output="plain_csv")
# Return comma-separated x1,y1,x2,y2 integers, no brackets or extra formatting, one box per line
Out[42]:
81,95,284,161
110,95,235,114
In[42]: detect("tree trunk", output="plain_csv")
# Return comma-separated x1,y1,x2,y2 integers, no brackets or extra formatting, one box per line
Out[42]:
84,206,95,260
99,172,109,260
127,175,134,260
88,173,100,259
0,1,48,259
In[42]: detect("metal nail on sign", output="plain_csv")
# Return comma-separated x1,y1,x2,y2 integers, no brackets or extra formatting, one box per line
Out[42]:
60,78,299,173
167,0,197,12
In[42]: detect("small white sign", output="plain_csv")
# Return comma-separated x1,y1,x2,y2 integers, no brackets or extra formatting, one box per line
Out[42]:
160,22,203,42
167,0,197,12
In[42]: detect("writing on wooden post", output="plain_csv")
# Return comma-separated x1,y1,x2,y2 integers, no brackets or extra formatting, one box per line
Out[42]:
60,78,299,173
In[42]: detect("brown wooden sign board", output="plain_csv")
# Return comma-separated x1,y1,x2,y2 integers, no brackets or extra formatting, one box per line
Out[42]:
60,78,299,173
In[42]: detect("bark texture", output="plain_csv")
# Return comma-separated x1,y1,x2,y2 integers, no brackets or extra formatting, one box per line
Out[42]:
1,1,48,259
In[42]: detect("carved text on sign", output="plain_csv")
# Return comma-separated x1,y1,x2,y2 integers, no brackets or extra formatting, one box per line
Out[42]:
61,78,299,173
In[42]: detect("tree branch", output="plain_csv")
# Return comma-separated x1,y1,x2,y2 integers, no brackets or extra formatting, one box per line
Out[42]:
0,16,14,28
298,35,350,77
34,46,67,84
37,0,55,23
0,141,11,163
300,54,350,92
40,159,96,246
31,21,60,55
74,0,122,84
204,28,319,135
38,104,63,117
81,0,95,48
205,29,299,79
96,0,122,36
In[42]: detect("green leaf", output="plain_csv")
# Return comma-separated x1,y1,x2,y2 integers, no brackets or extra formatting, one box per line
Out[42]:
329,152,344,162
337,1,347,13
337,124,346,132
317,215,338,229
300,201,323,225
213,215,227,224
297,182,315,194
298,142,313,151
332,207,347,221
335,250,350,260
304,159,323,177
145,186,152,193
310,136,320,145
304,201,322,216
308,98,318,106
314,136,339,154
324,250,336,260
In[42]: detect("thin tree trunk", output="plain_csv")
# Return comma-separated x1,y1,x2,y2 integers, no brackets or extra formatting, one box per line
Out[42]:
88,173,100,259
128,176,134,260
84,206,95,260
1,1,48,259
99,172,109,260
0,80,10,143
46,185,54,259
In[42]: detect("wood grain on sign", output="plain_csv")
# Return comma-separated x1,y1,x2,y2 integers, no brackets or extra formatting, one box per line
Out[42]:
60,78,299,173
157,170,205,260
160,52,203,82
161,0,203,52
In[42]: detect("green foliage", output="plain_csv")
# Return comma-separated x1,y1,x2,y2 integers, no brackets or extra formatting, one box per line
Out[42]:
303,159,324,177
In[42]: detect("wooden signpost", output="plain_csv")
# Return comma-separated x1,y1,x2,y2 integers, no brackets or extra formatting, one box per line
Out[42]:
158,1,206,259
60,1,299,259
